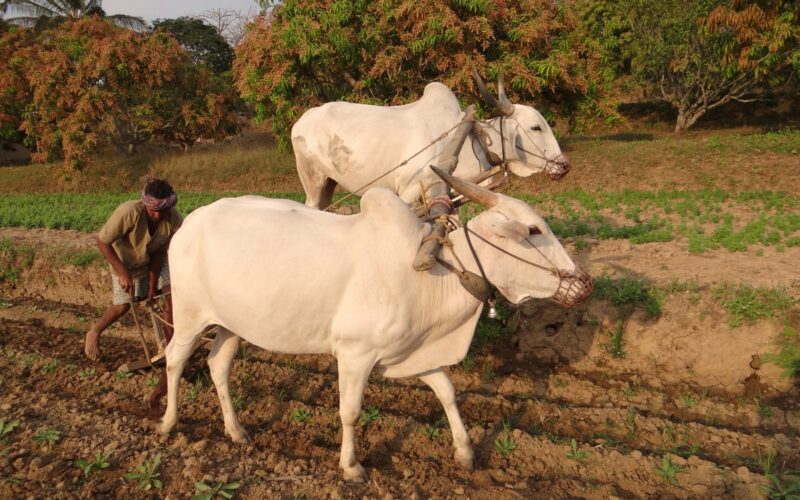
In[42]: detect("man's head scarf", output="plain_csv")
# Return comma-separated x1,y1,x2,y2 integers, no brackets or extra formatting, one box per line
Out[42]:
140,178,177,211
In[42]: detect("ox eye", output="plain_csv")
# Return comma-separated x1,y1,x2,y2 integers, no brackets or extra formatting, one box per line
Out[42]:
531,125,542,132
528,226,542,236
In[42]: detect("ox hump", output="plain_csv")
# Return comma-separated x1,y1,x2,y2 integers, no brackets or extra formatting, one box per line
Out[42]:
359,188,428,241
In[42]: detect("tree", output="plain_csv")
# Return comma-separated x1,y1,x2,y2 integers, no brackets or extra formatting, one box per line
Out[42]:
11,17,241,169
0,0,146,30
198,7,257,47
152,17,234,73
591,0,800,132
0,25,35,145
234,0,602,148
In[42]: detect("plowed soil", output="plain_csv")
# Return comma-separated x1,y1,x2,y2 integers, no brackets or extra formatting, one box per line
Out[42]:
1,221,799,499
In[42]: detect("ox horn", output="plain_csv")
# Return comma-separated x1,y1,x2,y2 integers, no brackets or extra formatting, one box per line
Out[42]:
472,70,514,117
430,165,499,208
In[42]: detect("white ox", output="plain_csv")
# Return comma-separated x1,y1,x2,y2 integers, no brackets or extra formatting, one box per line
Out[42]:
159,169,591,481
291,74,570,210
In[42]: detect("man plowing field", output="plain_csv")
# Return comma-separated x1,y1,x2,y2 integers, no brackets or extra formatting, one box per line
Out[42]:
84,178,182,361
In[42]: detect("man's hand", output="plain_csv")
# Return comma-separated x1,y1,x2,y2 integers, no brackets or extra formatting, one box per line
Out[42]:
117,269,133,293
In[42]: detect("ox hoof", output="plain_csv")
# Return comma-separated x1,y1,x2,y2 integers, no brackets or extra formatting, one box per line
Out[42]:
158,420,175,436
455,449,475,471
342,463,366,482
227,428,250,444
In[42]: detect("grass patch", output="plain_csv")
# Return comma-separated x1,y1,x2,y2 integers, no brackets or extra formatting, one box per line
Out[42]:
713,285,795,328
0,239,35,284
591,275,661,317
764,326,800,378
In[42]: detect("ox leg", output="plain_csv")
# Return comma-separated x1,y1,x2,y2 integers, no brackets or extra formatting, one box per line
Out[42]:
159,335,199,435
418,368,475,470
207,328,248,443
295,149,330,210
337,356,374,482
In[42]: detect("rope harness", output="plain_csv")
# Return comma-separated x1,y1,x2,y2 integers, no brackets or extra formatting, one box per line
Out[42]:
434,219,592,308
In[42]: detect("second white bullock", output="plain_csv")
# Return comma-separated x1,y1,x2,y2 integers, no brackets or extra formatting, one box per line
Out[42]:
291,73,570,210
159,168,591,481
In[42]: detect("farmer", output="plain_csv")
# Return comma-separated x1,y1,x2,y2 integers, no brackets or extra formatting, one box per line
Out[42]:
84,178,182,361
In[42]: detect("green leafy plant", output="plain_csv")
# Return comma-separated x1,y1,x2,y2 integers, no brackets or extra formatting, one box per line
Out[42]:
0,419,20,444
680,394,697,409
41,359,59,374
655,455,683,486
145,376,160,388
31,427,60,450
124,453,163,490
115,370,133,380
359,406,380,427
565,438,590,462
764,326,800,378
192,480,241,500
75,451,112,477
494,423,517,458
290,408,312,423
79,367,96,379
186,379,204,401
713,285,794,328
418,417,447,441
760,470,800,499
604,323,626,359
232,395,245,411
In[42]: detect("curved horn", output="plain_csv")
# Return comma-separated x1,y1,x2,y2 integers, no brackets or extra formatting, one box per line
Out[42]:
495,75,515,116
430,165,499,208
472,70,502,114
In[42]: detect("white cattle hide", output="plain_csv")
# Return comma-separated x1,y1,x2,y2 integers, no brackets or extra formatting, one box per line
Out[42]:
159,173,591,481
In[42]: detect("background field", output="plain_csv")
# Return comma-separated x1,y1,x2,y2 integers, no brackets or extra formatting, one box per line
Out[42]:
1,120,799,499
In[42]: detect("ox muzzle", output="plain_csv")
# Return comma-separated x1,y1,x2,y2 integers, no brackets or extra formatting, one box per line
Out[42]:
545,154,570,181
550,263,592,308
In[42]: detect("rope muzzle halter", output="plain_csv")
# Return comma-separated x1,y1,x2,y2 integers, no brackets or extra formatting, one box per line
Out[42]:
435,220,593,309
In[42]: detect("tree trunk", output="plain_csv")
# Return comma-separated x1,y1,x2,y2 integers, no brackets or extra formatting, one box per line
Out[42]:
674,106,706,133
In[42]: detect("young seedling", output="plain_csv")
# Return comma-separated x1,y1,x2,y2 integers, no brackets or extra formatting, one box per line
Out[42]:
75,451,112,477
79,367,96,379
115,370,133,380
192,480,241,500
290,408,311,424
679,394,697,409
418,416,447,441
495,422,517,459
232,395,245,412
41,359,59,374
124,452,162,491
359,406,380,427
655,455,683,486
186,379,203,401
761,471,800,499
145,376,160,388
0,419,20,444
565,438,590,462
31,427,60,450
604,323,627,359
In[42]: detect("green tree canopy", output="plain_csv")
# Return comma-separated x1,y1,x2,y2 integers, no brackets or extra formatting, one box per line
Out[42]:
0,17,242,170
234,0,602,148
0,0,146,30
152,17,234,73
583,0,800,132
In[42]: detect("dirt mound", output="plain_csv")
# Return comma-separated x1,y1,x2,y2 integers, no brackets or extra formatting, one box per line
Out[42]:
1,228,799,498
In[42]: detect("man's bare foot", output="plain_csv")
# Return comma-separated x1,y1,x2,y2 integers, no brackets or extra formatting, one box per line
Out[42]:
84,330,101,361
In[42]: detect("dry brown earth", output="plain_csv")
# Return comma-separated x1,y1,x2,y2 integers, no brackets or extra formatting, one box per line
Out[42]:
1,216,798,498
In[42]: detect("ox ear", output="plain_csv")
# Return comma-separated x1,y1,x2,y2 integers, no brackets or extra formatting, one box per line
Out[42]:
430,165,499,208
491,219,529,241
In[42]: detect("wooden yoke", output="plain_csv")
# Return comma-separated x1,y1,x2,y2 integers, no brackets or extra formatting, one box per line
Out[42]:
412,105,476,271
